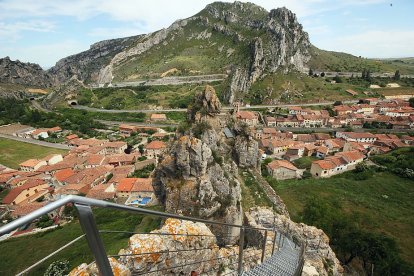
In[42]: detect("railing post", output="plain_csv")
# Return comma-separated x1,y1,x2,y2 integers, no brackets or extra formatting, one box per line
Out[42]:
278,232,282,250
272,229,277,255
237,226,245,275
261,230,268,263
75,203,113,276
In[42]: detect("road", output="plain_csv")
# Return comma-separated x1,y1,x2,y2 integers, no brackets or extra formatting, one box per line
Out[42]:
277,127,409,134
97,120,178,127
0,134,71,150
73,100,359,113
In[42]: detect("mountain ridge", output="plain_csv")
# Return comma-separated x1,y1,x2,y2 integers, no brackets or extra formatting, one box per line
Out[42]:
1,1,412,103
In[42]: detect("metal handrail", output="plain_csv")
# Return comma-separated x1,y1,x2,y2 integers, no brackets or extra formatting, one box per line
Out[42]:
0,195,306,275
0,195,273,235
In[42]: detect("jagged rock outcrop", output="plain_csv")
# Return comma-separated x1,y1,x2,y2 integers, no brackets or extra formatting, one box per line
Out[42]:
203,2,311,102
153,135,243,244
49,36,138,84
1,2,314,105
233,135,260,169
70,218,262,275
246,207,344,276
69,257,131,276
0,57,53,87
187,85,222,122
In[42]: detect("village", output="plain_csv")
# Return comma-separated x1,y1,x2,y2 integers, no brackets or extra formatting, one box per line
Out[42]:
0,96,414,237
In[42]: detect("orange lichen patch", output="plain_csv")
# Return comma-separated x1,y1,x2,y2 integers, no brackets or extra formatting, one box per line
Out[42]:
68,263,90,276
178,135,189,142
129,234,166,265
69,258,130,276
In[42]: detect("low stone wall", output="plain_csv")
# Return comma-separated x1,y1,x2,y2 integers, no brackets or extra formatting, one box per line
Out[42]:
248,169,289,217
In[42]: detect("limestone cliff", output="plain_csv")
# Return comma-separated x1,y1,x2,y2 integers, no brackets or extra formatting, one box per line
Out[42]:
0,57,54,87
153,135,243,244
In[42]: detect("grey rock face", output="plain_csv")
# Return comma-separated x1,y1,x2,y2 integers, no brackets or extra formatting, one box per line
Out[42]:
234,136,260,169
49,36,137,84
188,85,222,122
153,135,243,244
0,57,54,87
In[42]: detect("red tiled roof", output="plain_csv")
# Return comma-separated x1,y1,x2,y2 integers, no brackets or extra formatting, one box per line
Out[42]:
313,160,337,170
116,178,136,192
267,160,298,171
342,132,376,139
12,202,47,217
104,141,127,148
150,114,167,120
131,178,153,192
145,140,166,150
86,154,105,166
54,168,75,182
19,159,43,167
48,126,62,133
316,146,329,154
336,150,365,162
236,111,257,120
66,134,78,140
3,179,47,204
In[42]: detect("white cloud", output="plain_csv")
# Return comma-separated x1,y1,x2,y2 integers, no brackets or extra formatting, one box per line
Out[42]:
0,20,56,42
1,40,88,68
316,30,414,58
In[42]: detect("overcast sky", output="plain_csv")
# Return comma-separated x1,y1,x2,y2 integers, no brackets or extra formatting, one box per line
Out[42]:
1,0,413,68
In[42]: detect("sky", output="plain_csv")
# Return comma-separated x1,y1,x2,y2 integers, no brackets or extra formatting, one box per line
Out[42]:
0,0,413,68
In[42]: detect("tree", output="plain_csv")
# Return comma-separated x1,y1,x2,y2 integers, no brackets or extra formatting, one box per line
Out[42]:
333,101,342,106
394,70,400,81
409,97,414,108
138,144,145,155
320,72,325,77
334,75,343,83
44,260,70,276
308,68,313,76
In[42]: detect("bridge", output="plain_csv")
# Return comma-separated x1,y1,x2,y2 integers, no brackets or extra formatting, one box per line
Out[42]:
0,195,305,275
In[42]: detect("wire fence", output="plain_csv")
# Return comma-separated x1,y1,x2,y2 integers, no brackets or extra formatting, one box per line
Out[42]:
0,195,305,276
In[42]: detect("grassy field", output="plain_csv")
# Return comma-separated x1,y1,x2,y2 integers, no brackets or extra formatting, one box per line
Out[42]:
270,170,414,268
0,207,162,275
77,82,226,110
292,156,317,169
0,138,67,169
240,170,272,211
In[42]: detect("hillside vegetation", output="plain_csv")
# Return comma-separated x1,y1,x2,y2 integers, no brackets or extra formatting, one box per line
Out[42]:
269,148,414,275
0,207,161,275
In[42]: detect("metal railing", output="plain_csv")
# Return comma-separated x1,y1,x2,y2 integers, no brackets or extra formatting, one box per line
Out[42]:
0,195,305,275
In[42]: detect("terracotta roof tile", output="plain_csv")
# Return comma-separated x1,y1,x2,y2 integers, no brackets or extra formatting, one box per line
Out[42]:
267,160,298,171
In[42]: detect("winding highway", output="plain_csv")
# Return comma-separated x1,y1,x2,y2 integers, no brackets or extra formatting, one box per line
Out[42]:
72,100,359,113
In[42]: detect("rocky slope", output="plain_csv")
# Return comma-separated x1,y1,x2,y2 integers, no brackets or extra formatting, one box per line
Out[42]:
153,86,244,244
93,2,311,103
69,85,342,275
0,57,54,87
49,36,139,84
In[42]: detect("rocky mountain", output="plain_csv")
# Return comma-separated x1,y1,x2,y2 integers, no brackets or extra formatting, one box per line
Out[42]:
92,2,312,103
0,57,54,87
48,36,139,84
2,1,410,103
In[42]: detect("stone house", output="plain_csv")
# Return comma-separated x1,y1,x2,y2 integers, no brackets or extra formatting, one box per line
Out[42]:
266,160,300,180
